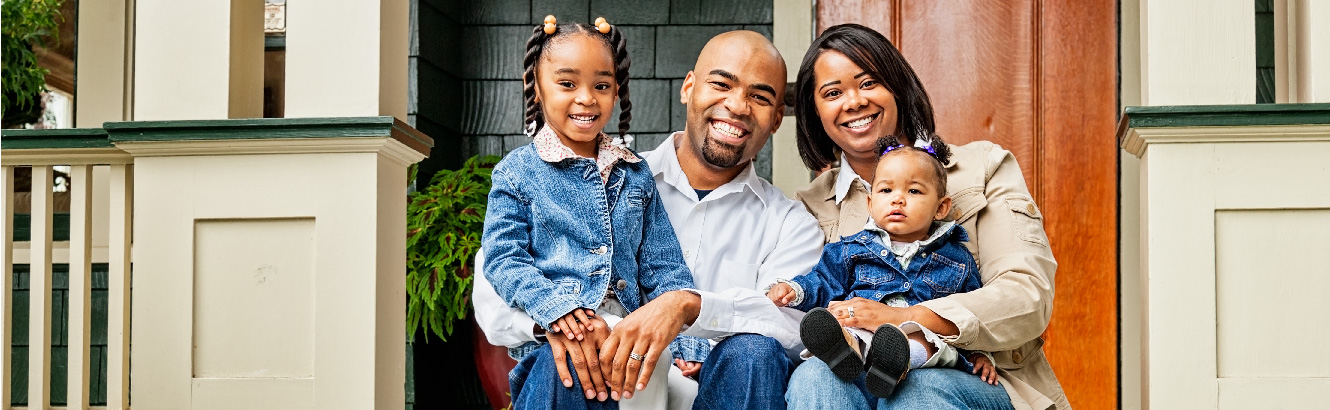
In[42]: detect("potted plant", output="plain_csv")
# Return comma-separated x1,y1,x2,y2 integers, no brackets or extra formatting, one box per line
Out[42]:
406,154,514,409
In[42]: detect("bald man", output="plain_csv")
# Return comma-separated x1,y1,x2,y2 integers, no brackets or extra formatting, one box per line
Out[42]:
474,31,824,410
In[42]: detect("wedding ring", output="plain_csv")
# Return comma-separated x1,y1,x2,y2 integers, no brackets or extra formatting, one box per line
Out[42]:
848,306,856,318
629,352,645,361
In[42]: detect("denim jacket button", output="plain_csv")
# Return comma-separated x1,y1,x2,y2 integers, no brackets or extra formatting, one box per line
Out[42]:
903,282,910,290
879,250,889,257
593,246,607,254
616,279,628,290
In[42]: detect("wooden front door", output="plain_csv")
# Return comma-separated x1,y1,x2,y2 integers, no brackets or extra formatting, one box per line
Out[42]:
817,1,1119,408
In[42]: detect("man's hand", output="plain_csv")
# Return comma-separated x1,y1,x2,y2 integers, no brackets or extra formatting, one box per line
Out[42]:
970,352,998,385
766,283,796,306
547,309,610,401
674,359,703,378
599,290,701,400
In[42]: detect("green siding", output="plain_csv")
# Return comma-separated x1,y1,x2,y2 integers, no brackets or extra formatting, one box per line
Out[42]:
9,263,111,407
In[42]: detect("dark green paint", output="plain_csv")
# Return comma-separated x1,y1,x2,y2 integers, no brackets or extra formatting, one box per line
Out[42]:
12,213,71,242
1121,104,1330,130
105,116,434,154
0,129,113,150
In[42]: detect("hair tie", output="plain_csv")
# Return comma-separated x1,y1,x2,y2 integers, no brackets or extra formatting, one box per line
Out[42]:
543,15,557,35
595,17,611,34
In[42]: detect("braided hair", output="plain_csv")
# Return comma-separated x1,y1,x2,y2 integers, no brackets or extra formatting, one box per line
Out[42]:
522,20,632,138
876,134,951,197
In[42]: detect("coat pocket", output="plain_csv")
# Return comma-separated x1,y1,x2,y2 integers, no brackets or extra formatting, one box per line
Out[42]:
1004,195,1048,247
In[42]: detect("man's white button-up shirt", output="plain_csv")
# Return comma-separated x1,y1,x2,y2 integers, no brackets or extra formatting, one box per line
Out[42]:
473,132,824,350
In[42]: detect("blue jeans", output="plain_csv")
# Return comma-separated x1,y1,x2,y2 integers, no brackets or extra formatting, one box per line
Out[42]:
510,344,617,410
693,334,793,410
785,357,1014,410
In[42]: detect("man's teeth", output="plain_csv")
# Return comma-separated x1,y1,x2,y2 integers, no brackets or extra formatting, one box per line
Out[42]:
846,115,875,129
712,121,744,138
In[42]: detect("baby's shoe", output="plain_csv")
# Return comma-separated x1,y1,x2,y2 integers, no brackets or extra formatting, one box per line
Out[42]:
799,307,862,381
864,323,911,398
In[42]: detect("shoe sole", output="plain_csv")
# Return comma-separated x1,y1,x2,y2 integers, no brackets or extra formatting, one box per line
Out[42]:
800,307,862,381
864,324,910,398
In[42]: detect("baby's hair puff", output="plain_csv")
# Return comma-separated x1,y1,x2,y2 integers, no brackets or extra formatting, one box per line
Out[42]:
876,133,951,197
523,15,632,138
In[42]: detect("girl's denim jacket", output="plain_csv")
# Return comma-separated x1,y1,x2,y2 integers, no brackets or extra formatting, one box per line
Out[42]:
788,222,981,311
482,143,698,358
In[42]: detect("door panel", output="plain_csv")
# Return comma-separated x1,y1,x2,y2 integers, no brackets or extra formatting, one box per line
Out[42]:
817,2,1118,408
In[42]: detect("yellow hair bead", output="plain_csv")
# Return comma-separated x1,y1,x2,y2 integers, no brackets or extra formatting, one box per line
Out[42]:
543,15,557,34
596,21,611,34
595,17,606,26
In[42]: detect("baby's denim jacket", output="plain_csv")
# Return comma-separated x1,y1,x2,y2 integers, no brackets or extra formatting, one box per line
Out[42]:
788,221,981,312
482,143,696,359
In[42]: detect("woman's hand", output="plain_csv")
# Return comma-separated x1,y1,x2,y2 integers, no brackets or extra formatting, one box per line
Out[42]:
599,290,701,400
826,297,959,336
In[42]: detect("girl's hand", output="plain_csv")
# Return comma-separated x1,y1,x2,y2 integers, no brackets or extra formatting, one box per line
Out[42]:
766,283,796,306
970,353,998,385
551,308,596,341
674,359,703,378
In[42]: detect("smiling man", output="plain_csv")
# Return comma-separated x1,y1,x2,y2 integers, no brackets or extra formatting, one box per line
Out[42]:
474,30,824,410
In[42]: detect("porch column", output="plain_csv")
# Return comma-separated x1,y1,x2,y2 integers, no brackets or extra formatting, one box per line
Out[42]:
283,0,408,119
1138,0,1254,105
110,117,430,410
133,0,264,119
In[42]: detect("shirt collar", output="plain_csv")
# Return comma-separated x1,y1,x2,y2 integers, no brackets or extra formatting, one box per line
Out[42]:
646,132,768,208
834,153,871,205
532,124,640,164
861,219,960,249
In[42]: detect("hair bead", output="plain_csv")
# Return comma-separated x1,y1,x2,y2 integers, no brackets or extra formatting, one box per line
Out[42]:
596,19,611,34
543,15,557,34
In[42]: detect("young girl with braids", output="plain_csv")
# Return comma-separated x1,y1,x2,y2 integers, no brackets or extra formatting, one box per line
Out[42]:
482,16,698,406
767,136,998,399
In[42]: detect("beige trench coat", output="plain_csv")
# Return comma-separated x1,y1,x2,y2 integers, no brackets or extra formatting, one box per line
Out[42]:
795,141,1070,410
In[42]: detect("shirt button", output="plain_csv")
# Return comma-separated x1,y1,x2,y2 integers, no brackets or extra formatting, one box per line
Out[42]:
1013,351,1024,364
710,319,718,327
683,250,692,258
880,250,889,257
1026,203,1036,214
616,279,628,290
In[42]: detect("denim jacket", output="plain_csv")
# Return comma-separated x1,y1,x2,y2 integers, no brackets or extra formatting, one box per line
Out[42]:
789,222,981,311
482,142,696,349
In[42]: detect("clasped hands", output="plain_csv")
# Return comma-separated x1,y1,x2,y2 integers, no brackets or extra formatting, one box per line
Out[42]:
544,290,700,402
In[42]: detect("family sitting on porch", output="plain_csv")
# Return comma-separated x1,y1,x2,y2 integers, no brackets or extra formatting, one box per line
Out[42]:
472,19,1067,410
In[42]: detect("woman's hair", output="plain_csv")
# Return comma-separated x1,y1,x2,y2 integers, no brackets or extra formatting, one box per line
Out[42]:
795,23,939,170
876,135,950,197
523,21,632,138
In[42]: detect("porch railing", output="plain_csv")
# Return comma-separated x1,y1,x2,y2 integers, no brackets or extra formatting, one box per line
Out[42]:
2,117,431,410
2,129,132,410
